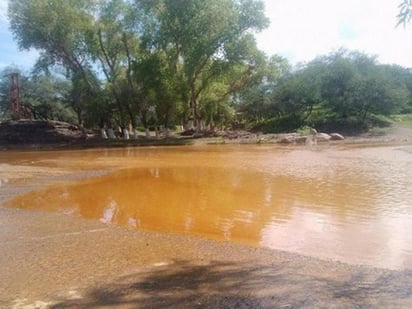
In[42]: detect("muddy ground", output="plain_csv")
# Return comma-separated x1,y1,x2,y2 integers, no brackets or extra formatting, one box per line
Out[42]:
1,205,412,308
1,125,412,308
1,119,412,151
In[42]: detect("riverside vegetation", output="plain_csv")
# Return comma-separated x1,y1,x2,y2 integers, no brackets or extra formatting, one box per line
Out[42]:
1,0,412,139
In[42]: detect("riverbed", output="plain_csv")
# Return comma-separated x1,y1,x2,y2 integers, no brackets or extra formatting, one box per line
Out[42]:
1,143,412,307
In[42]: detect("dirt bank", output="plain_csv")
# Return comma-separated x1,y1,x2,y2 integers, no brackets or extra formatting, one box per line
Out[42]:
0,158,412,308
2,120,412,151
0,120,86,146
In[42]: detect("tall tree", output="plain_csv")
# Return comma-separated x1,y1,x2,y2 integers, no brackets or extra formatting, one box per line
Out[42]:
142,0,269,131
236,55,291,125
9,0,99,89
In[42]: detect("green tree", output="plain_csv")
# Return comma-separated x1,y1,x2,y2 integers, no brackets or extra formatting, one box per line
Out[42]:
316,51,409,129
143,0,269,132
9,0,99,88
0,67,77,123
250,50,412,133
90,0,145,129
235,55,291,127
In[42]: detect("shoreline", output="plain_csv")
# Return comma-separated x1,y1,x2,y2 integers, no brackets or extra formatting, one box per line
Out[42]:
0,133,410,152
1,204,411,308
1,123,412,152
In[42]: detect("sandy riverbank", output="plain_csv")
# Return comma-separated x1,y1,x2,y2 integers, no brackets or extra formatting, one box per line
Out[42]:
1,204,412,308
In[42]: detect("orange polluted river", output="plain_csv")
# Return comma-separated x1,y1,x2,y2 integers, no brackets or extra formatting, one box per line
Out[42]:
2,144,412,270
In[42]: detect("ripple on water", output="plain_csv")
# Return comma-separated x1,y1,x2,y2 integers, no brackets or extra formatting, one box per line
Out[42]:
3,144,412,269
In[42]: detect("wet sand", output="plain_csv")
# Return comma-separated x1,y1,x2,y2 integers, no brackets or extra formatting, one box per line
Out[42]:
1,149,412,308
1,205,412,308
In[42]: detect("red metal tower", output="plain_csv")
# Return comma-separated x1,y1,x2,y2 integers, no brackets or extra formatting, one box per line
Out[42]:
10,73,20,120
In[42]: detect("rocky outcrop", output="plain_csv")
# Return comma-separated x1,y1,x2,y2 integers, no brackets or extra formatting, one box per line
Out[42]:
277,131,345,145
316,133,332,141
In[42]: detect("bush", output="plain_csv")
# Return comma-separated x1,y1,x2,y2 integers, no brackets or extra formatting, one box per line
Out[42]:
311,116,368,134
252,115,304,133
366,114,393,128
400,104,412,114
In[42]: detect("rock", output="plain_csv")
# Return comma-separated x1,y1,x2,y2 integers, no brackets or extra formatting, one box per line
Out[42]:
316,133,331,141
309,128,318,135
330,133,345,141
180,129,195,136
225,131,238,140
279,136,294,144
295,136,307,144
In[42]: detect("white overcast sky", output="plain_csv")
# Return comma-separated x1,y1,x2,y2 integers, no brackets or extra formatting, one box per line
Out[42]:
1,0,412,71
256,0,412,66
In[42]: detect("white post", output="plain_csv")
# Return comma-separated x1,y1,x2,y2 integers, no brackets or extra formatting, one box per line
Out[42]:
123,128,130,140
100,128,108,139
164,127,170,138
107,128,116,139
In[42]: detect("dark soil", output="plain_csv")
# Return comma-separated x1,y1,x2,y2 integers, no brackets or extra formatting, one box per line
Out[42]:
0,120,86,145
1,120,412,152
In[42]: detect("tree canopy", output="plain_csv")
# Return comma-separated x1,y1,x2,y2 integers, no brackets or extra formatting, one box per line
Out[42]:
2,1,412,135
242,50,412,133
7,0,269,132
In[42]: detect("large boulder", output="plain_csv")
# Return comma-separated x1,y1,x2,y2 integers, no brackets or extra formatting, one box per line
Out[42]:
330,133,345,141
316,133,331,142
278,134,307,144
295,136,307,144
278,136,295,144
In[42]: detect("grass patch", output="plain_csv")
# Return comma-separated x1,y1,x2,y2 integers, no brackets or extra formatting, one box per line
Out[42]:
391,114,412,128
367,127,392,137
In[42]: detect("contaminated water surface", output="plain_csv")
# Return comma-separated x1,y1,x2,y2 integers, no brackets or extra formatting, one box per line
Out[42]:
2,144,412,269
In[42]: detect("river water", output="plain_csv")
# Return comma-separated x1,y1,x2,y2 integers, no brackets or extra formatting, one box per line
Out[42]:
2,144,412,269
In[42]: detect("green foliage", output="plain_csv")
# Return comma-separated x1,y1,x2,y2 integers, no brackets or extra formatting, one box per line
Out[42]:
366,114,393,128
5,1,412,136
132,51,183,128
236,55,291,125
392,113,412,128
253,115,304,133
8,0,269,131
141,0,269,131
9,0,98,84
0,67,77,123
250,50,412,134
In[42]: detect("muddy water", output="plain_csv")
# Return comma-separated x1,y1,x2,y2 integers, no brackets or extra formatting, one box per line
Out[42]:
2,144,412,269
